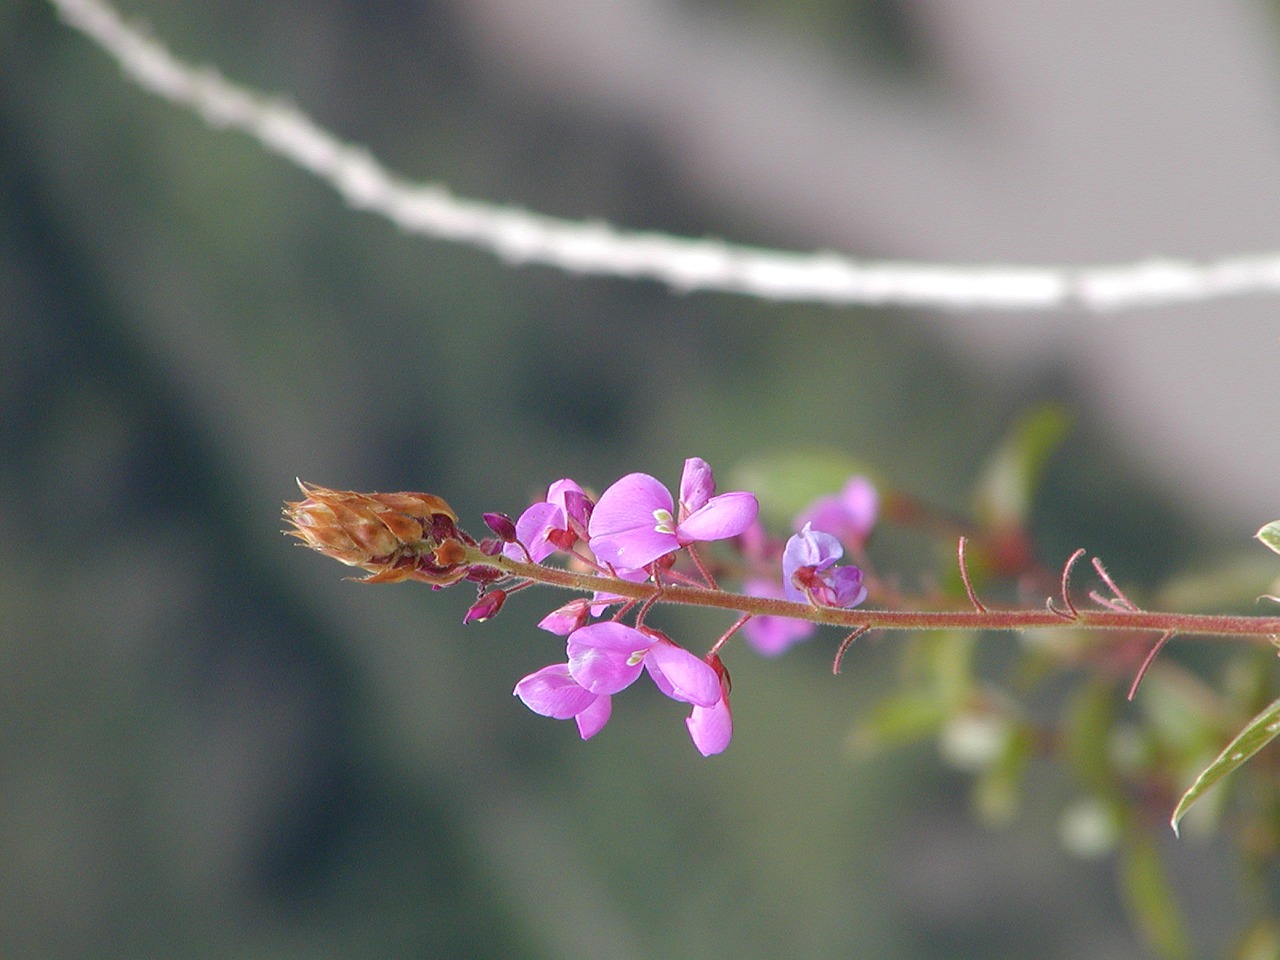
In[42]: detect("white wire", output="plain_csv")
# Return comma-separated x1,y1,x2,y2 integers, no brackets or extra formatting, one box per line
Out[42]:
46,0,1280,312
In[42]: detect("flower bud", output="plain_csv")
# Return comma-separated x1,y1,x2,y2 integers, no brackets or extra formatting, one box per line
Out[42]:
706,652,731,693
562,490,594,541
537,599,591,635
463,589,507,624
483,512,518,542
284,481,468,585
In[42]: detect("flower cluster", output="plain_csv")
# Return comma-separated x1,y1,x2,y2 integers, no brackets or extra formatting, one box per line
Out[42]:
500,458,757,753
283,443,1280,953
514,623,732,756
499,458,872,754
285,459,874,756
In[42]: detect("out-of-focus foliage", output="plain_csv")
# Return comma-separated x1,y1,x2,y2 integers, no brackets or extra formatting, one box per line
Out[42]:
1171,696,1280,838
834,411,1280,958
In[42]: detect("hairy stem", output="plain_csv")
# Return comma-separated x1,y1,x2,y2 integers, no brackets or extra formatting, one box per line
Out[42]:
484,549,1280,641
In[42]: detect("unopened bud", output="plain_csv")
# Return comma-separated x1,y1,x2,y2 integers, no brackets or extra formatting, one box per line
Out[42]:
284,481,468,585
706,652,731,693
537,598,591,635
562,490,593,540
466,565,503,585
483,512,518,542
463,589,507,624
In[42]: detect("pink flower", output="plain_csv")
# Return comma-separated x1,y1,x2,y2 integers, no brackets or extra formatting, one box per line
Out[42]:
504,479,591,563
740,577,818,656
567,622,721,704
795,475,878,550
514,622,729,752
783,523,868,608
537,598,593,636
512,663,612,739
685,655,733,756
588,458,758,571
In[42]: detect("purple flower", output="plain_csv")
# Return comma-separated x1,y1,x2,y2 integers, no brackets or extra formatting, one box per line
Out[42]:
740,577,818,656
504,479,591,563
782,523,868,608
514,621,727,751
794,475,878,550
588,458,758,571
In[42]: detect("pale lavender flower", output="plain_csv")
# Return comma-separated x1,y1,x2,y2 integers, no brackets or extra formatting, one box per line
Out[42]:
782,523,868,608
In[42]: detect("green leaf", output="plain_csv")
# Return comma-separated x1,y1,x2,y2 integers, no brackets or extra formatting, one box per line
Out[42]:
1153,554,1280,612
1256,521,1280,557
973,403,1072,530
1170,696,1280,837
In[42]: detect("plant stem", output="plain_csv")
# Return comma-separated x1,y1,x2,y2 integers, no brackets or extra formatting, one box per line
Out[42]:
486,551,1280,641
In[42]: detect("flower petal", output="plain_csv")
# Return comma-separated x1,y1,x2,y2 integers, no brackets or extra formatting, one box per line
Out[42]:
838,476,878,538
514,663,599,719
782,523,844,602
676,491,759,545
794,495,845,540
567,622,654,695
678,457,716,516
644,641,722,706
504,501,562,562
575,694,612,739
686,695,733,756
546,478,586,512
827,565,868,608
561,489,594,539
587,473,679,569
795,475,878,549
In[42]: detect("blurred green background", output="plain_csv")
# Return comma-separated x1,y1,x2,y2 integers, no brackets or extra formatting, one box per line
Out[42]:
0,1,1266,958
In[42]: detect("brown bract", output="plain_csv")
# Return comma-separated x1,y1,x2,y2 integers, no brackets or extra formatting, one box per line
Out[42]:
284,481,468,586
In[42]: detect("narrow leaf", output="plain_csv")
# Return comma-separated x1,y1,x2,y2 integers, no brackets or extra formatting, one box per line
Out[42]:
1257,521,1280,556
1170,696,1280,836
1063,681,1118,795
